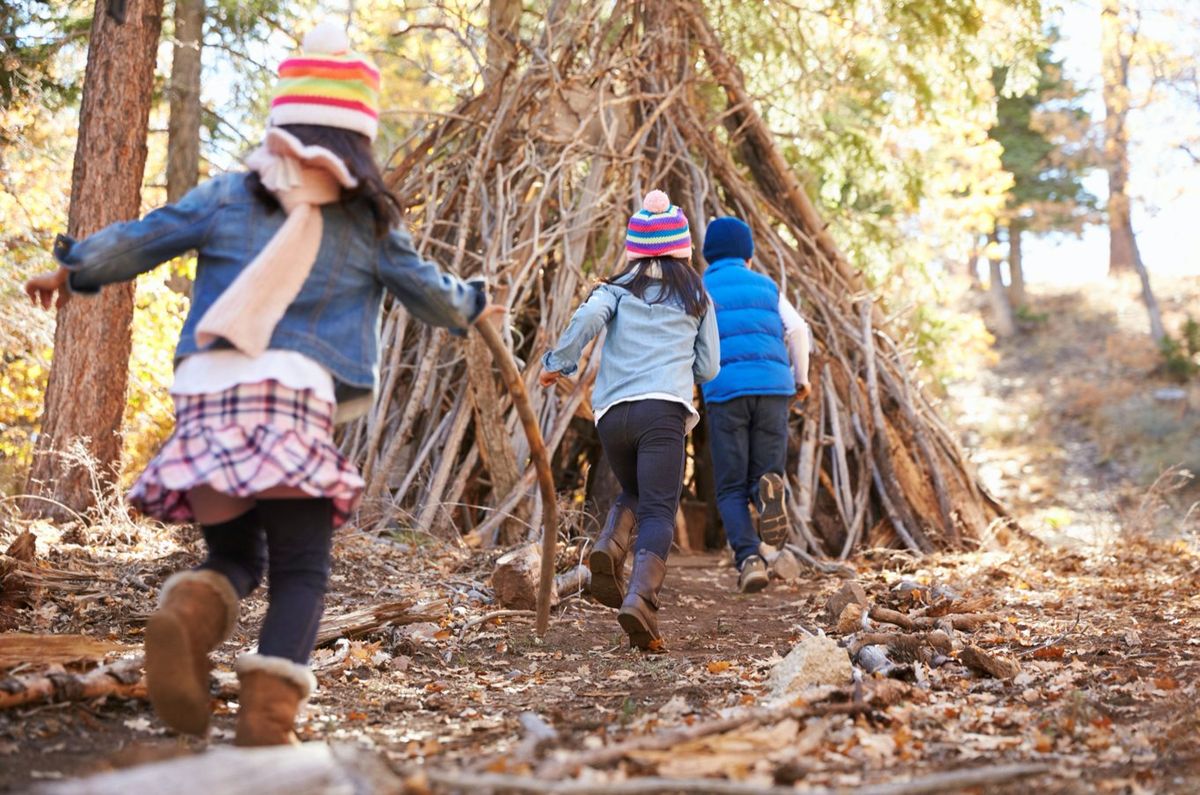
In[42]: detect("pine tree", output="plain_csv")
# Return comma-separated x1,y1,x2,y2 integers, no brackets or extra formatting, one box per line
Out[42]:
988,38,1096,313
23,0,165,519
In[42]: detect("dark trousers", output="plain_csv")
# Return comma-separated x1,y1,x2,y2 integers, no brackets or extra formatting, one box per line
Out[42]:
596,400,689,561
706,395,790,567
198,498,334,664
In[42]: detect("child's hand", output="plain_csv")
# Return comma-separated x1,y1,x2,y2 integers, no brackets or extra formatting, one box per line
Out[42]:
795,383,812,402
25,268,71,310
539,369,561,388
474,303,507,326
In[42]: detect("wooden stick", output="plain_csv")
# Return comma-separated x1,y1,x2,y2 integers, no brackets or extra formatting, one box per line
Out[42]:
430,762,1050,795
475,316,558,637
869,605,1003,632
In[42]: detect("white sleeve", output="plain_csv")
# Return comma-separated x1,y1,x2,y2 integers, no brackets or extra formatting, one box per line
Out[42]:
778,295,811,387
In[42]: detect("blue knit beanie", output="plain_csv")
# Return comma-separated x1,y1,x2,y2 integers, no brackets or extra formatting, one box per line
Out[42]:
702,216,754,263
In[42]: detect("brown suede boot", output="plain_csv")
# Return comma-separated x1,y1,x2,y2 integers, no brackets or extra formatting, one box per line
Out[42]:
234,654,316,747
617,550,668,653
145,570,239,736
588,502,637,608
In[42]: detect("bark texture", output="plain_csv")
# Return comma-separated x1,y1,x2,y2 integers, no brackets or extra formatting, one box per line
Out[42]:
166,0,203,203
24,0,165,519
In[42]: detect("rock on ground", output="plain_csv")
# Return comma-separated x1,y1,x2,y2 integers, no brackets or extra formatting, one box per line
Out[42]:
768,634,853,699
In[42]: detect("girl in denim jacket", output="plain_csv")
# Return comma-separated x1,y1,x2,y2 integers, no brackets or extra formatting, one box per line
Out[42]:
25,22,492,744
539,191,720,652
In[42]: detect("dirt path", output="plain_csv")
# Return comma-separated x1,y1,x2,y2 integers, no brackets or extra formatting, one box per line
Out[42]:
3,530,1198,793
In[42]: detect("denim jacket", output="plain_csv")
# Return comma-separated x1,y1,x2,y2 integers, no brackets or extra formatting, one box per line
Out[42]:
541,280,720,415
56,171,485,406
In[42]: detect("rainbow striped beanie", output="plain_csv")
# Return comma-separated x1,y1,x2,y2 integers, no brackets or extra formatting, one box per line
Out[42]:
270,21,381,141
626,190,693,260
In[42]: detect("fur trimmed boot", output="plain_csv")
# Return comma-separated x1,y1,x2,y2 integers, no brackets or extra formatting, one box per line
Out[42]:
617,550,668,652
588,502,637,608
145,570,240,736
234,654,317,747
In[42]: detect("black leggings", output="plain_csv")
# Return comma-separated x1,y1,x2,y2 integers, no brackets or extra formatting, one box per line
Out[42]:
197,498,333,664
596,400,688,561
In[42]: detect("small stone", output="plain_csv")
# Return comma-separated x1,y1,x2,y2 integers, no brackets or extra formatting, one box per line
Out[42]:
768,548,802,582
825,581,869,624
1153,387,1187,402
768,634,854,699
835,602,865,634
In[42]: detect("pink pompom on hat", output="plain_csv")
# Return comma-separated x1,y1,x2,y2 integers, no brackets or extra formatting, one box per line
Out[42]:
625,190,693,260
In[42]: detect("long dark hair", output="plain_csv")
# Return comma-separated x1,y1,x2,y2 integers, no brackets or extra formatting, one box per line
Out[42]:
606,256,708,319
246,123,401,238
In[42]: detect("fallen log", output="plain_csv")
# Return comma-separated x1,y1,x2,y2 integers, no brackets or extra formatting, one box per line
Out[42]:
0,655,144,710
0,633,133,670
37,743,397,795
314,599,446,647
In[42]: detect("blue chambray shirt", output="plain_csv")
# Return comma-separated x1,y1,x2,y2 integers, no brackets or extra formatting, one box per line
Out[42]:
541,280,720,417
55,171,485,406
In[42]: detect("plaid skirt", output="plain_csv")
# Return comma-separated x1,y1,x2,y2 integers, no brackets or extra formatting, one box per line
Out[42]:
128,381,364,527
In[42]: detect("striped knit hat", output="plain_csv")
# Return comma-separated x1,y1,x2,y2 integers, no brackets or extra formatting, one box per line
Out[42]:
626,190,693,260
269,21,381,141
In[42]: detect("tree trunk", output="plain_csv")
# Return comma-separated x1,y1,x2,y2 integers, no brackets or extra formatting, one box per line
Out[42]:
1132,248,1167,342
165,0,203,295
23,0,165,519
1007,222,1026,308
1101,0,1138,276
965,234,983,291
986,231,1016,339
166,0,202,203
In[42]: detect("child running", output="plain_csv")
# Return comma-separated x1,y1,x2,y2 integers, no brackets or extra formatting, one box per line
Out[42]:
700,217,811,593
24,22,492,744
539,191,719,651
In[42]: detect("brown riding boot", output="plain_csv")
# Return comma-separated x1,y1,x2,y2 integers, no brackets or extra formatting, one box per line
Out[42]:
145,570,239,736
617,550,668,652
235,654,317,747
588,502,637,608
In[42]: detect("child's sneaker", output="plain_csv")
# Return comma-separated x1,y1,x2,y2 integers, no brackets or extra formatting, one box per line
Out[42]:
756,472,789,547
737,555,768,593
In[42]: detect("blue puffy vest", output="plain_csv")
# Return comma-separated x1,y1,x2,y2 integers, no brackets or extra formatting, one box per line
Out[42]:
701,258,795,404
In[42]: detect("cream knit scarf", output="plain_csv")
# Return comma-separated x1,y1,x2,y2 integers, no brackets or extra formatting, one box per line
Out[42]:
195,127,358,357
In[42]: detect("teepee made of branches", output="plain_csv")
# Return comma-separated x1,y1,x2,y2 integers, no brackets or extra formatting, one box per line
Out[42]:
339,0,1010,557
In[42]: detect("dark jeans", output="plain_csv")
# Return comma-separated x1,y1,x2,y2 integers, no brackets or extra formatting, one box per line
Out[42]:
706,395,790,567
198,498,334,664
596,400,688,561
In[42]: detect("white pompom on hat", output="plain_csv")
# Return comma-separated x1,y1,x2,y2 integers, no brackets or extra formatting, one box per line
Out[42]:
268,20,382,141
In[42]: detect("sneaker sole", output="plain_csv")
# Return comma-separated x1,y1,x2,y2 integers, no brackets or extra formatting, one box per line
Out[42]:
588,549,625,609
145,612,211,736
757,473,789,547
740,571,769,593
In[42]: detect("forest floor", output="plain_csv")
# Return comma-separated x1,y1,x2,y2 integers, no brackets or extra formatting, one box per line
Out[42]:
2,278,1199,793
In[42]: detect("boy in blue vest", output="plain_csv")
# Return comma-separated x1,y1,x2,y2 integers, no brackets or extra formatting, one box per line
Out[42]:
701,217,811,593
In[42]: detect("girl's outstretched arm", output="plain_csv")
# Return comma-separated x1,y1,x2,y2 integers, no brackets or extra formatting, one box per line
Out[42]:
376,226,486,333
51,176,226,296
541,286,620,377
692,298,721,383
